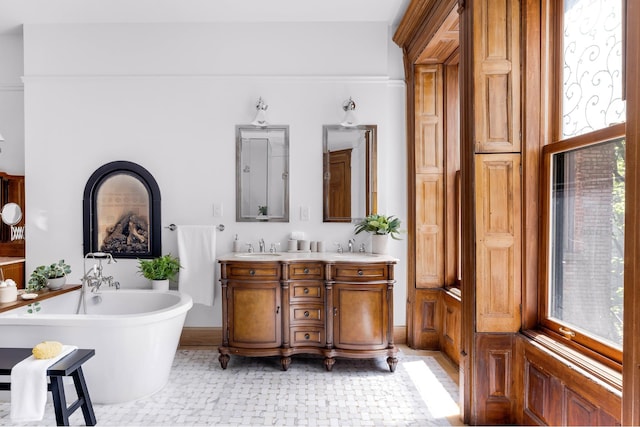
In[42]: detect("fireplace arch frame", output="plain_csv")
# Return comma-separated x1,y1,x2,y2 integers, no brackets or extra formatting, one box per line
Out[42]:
83,161,161,258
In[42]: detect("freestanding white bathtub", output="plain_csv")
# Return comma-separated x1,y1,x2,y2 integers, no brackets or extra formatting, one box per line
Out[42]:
0,289,193,404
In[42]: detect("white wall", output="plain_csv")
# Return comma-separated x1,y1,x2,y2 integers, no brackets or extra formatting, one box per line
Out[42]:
19,22,407,327
0,34,25,174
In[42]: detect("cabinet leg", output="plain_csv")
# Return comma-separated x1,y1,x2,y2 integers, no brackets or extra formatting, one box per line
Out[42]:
324,357,335,371
387,356,398,372
280,356,291,371
218,353,230,369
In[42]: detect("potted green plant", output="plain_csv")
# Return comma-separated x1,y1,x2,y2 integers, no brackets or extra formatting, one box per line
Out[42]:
354,214,403,254
28,259,72,291
137,254,182,291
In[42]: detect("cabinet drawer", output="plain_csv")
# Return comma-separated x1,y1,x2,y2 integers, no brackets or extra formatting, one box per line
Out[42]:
332,264,389,281
290,327,325,347
224,263,280,280
290,282,323,302
288,263,324,280
290,304,324,323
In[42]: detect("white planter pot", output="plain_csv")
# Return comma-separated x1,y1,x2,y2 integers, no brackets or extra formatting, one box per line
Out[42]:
371,234,389,255
47,275,66,290
151,279,169,291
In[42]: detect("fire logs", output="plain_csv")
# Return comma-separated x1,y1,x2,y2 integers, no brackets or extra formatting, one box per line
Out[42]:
101,212,149,254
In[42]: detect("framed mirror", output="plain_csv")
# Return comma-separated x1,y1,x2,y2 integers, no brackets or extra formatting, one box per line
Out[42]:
236,125,289,222
0,203,22,226
323,125,377,223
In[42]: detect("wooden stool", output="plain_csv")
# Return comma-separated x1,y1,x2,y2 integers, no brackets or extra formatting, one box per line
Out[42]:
0,348,96,426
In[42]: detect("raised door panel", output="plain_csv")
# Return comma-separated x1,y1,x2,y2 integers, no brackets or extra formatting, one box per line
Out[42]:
333,284,388,350
228,283,281,348
416,174,444,287
328,149,352,220
0,262,24,289
475,154,521,332
473,0,521,153
415,64,444,174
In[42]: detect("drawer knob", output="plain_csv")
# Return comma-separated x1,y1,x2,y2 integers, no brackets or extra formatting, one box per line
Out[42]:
249,269,255,276
304,333,310,340
357,270,363,276
303,288,309,294
303,268,309,274
304,311,310,317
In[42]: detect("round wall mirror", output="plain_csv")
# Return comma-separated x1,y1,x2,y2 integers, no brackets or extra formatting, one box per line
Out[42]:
1,202,22,226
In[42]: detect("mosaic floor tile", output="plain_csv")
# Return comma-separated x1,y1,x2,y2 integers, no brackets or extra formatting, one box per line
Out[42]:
0,348,461,426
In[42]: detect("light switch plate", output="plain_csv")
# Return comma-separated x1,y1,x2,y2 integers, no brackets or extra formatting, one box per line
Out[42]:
300,206,310,221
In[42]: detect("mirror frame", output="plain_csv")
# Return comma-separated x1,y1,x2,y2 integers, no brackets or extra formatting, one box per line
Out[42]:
323,124,377,223
236,125,290,222
0,202,22,226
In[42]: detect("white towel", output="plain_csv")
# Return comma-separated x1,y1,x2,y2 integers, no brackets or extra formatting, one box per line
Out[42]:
177,225,217,306
10,345,78,422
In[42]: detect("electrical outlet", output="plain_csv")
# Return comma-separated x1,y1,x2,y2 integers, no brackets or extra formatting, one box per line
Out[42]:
300,206,310,221
213,203,223,217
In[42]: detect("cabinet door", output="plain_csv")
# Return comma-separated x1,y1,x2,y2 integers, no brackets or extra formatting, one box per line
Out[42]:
333,283,388,350
228,282,281,348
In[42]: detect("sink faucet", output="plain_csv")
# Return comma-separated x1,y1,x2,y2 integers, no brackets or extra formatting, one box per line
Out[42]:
348,238,356,253
259,238,265,253
335,242,344,253
247,243,254,253
82,252,120,293
359,243,366,253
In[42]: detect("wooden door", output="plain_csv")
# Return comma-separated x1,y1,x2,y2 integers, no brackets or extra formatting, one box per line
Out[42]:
333,283,388,350
327,149,352,221
228,282,282,348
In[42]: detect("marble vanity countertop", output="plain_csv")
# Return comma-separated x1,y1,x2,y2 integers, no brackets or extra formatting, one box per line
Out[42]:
217,252,399,263
0,257,25,266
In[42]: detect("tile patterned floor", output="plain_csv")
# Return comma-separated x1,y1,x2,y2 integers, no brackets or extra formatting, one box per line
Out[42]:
0,347,461,426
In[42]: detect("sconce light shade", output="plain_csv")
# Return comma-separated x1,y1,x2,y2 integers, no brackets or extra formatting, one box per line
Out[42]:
0,132,4,142
251,97,269,127
340,97,357,127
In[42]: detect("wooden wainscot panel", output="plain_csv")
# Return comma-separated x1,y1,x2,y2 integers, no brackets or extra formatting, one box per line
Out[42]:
473,0,521,153
475,154,522,332
440,289,461,365
517,335,621,426
410,288,440,349
475,333,515,425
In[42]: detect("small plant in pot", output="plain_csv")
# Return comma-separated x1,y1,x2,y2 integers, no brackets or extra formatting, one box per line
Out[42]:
137,254,181,291
354,214,403,254
28,259,72,291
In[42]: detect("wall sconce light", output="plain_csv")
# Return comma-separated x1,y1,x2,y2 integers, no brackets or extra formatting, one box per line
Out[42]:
251,97,269,127
340,97,357,127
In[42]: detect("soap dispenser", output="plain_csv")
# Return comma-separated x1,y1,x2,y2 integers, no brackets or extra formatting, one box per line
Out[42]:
232,234,241,252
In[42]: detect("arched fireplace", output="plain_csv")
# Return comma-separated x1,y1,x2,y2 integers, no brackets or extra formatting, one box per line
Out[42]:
83,161,161,258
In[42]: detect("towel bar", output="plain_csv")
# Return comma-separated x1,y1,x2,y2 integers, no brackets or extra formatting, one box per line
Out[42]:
166,223,225,232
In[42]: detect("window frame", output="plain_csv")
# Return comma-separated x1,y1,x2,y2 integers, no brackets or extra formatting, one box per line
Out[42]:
540,123,626,365
538,0,627,367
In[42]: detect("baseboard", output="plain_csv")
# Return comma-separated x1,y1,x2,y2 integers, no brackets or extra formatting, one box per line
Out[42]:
179,326,407,347
179,327,222,346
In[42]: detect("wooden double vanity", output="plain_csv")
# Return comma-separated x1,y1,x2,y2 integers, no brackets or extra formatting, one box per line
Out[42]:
217,252,398,372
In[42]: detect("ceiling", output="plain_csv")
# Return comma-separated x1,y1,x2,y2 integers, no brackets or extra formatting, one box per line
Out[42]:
0,0,411,35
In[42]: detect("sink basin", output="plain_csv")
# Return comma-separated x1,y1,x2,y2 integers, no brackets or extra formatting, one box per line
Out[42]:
330,252,382,258
234,253,282,258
